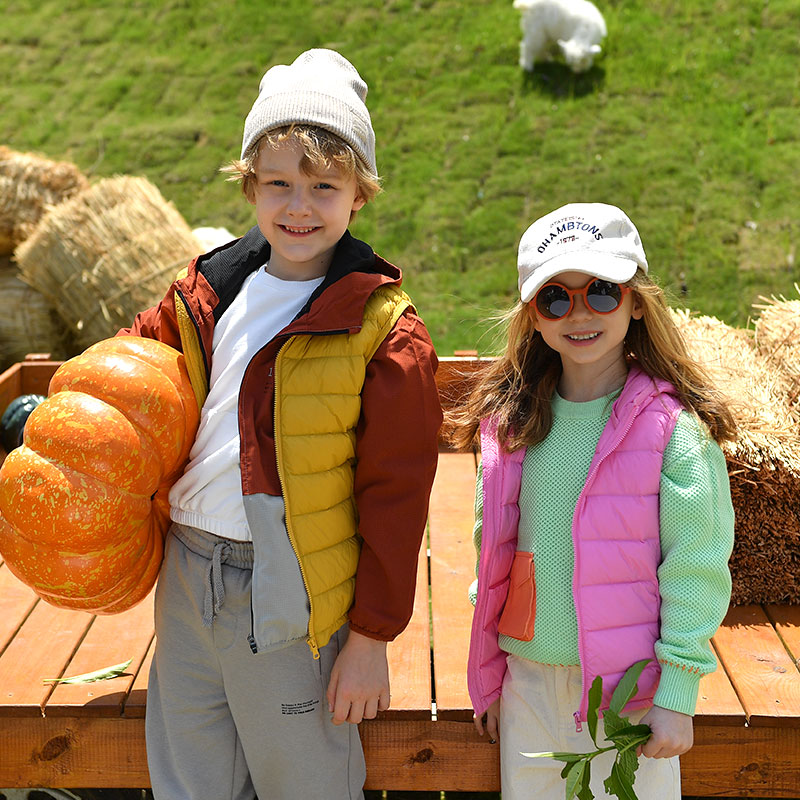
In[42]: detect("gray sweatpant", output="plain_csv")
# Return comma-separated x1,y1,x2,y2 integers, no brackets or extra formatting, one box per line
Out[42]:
146,525,366,800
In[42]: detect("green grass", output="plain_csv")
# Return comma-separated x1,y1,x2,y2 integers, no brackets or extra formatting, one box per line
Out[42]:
1,0,799,354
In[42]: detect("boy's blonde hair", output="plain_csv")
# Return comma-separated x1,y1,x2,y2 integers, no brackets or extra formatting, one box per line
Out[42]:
222,124,382,209
447,270,737,452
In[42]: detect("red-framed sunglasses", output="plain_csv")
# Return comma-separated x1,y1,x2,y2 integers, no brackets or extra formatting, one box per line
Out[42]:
533,277,631,320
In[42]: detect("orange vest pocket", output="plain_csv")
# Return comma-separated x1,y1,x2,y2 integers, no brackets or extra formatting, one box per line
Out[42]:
497,550,536,641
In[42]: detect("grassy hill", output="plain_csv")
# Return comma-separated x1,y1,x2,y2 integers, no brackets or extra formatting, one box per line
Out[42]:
2,0,798,354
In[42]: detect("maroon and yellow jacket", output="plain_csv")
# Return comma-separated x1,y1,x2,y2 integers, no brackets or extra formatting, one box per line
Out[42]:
124,225,442,644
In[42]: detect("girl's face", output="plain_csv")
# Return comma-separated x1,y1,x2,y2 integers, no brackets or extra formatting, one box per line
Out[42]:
527,270,643,398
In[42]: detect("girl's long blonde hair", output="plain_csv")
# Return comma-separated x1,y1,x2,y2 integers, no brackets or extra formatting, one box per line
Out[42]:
447,270,737,452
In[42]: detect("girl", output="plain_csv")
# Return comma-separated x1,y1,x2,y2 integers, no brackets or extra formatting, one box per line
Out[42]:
449,203,735,799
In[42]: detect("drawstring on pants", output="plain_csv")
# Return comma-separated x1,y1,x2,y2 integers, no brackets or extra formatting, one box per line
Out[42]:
203,540,231,627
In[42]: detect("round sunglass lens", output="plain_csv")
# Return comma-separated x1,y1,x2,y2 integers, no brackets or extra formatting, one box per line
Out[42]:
587,281,622,313
537,286,571,319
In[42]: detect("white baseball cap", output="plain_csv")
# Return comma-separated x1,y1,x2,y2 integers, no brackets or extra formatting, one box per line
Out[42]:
518,202,648,303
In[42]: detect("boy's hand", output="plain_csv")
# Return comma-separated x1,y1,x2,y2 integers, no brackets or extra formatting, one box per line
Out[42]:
473,698,500,742
326,629,390,726
637,705,694,758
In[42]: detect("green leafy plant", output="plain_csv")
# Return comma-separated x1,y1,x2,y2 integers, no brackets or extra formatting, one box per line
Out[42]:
522,659,653,800
43,658,133,685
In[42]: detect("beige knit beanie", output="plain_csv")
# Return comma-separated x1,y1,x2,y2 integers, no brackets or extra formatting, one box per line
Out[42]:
241,49,376,174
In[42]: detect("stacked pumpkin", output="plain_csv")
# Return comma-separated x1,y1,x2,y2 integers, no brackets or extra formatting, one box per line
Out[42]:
0,336,199,613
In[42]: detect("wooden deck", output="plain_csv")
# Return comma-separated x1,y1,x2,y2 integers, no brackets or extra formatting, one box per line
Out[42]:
0,356,799,796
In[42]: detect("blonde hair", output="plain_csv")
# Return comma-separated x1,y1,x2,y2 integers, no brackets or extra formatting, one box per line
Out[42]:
221,124,382,207
447,269,737,452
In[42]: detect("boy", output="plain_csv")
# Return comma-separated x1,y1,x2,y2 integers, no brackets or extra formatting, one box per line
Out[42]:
124,49,442,799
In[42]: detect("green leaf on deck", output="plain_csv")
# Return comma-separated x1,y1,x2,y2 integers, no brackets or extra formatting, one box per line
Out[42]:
43,658,133,685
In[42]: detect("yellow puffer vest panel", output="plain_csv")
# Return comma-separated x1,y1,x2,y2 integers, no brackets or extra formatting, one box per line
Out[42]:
274,284,411,654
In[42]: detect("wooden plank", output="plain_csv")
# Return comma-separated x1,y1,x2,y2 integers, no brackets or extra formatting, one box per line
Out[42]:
385,535,432,719
0,563,39,656
766,603,800,668
0,716,149,788
712,604,800,727
694,645,747,726
44,589,156,717
0,359,60,464
681,724,800,798
0,713,797,793
361,718,499,792
428,449,478,719
0,362,23,426
363,717,800,796
19,359,61,396
0,600,94,716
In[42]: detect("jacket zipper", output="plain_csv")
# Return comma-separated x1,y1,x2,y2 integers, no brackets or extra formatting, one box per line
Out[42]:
572,403,641,731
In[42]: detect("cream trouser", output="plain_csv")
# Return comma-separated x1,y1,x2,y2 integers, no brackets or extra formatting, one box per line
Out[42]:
499,655,681,800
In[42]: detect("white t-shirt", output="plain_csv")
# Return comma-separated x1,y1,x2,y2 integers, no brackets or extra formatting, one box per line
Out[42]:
169,266,324,540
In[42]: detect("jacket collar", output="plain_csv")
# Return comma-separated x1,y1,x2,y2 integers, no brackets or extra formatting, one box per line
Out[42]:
196,225,402,331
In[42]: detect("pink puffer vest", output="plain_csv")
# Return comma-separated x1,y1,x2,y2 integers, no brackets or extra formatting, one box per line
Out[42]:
467,366,683,724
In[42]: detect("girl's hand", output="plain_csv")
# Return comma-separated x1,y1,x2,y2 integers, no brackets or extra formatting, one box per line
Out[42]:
637,706,693,758
474,698,501,742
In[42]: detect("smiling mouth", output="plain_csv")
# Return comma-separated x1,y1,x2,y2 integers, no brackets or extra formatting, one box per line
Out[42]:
566,332,601,341
279,225,319,234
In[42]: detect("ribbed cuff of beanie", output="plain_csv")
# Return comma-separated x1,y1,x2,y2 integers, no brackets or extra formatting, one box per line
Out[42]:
653,661,704,716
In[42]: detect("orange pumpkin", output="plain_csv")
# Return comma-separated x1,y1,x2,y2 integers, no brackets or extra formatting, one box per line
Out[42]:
0,336,199,613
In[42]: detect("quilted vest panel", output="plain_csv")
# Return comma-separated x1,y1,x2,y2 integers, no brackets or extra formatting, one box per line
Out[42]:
573,368,682,721
275,285,412,652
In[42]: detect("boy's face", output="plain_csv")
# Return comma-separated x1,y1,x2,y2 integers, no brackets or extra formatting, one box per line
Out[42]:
249,138,365,281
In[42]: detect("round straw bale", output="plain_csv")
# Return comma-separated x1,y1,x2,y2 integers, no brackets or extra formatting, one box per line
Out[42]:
671,308,800,604
15,176,201,351
0,146,88,255
0,256,72,370
754,290,800,404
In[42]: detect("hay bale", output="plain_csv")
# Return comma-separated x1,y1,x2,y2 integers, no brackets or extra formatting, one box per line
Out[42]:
671,309,800,605
15,176,202,351
754,289,800,405
0,256,71,370
0,146,88,255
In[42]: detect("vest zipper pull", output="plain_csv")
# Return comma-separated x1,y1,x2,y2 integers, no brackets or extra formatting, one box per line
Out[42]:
574,711,583,733
307,636,320,660
247,633,258,654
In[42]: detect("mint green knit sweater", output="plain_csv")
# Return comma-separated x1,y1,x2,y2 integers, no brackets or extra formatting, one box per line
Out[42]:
471,390,734,716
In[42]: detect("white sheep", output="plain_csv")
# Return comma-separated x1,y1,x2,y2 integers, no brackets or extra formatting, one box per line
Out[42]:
512,0,607,74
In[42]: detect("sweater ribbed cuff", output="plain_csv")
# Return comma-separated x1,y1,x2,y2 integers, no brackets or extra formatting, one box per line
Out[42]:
653,661,704,716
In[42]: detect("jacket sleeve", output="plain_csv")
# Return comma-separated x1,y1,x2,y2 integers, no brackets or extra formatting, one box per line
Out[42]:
348,308,443,641
654,411,735,715
118,279,183,350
